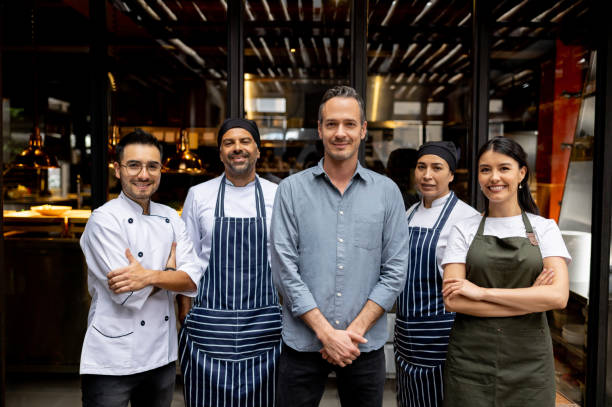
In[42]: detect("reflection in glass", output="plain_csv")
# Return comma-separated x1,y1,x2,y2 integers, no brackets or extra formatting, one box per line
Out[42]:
243,2,351,180
366,0,473,205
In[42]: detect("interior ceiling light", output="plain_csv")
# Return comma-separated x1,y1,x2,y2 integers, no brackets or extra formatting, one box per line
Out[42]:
192,1,207,21
13,126,59,170
163,129,204,174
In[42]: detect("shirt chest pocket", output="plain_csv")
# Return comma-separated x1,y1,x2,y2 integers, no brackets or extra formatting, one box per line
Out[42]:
353,219,383,250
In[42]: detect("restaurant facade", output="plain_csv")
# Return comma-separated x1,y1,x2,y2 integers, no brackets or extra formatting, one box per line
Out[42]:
1,0,611,405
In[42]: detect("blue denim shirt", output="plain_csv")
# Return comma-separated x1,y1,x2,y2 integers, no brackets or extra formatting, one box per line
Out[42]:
271,159,409,352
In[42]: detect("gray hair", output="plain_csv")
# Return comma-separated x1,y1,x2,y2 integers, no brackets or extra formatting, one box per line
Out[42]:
318,85,366,124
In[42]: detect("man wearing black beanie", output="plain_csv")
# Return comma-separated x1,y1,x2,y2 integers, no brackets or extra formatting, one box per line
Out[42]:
177,118,282,406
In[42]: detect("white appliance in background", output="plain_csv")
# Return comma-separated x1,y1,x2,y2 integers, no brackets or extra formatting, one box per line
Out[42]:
561,230,591,299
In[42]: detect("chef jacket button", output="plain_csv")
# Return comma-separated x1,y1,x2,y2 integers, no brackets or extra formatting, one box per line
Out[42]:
165,316,169,321
140,320,145,326
138,252,143,257
165,218,170,223
128,218,133,224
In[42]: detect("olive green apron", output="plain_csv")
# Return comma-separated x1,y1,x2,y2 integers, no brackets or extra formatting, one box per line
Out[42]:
443,212,555,407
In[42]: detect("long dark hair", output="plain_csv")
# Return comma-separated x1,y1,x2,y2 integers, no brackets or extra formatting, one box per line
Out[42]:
477,137,539,215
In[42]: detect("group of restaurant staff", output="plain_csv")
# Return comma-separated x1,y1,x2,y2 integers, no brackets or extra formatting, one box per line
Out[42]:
78,85,571,407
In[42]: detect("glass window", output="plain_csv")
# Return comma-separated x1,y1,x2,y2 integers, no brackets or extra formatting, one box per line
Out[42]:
489,1,593,405
2,2,91,210
110,1,227,208
366,0,473,208
244,0,351,181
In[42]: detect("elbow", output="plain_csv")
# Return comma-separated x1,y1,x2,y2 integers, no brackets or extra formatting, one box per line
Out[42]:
553,292,569,310
185,280,197,293
444,297,457,313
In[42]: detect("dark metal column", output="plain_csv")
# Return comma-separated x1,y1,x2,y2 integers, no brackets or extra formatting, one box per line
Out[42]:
586,1,612,404
90,0,108,209
227,0,244,118
469,0,491,210
0,0,5,403
351,0,367,164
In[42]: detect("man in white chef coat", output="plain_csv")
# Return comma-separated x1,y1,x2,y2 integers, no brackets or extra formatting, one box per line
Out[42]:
79,129,202,407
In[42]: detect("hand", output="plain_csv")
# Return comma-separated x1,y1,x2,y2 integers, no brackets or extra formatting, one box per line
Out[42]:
442,278,486,301
319,329,367,367
165,242,177,270
107,248,152,293
533,268,554,286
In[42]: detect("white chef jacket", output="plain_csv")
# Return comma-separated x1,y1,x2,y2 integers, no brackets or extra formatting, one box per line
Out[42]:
79,192,201,376
181,174,278,271
406,192,480,277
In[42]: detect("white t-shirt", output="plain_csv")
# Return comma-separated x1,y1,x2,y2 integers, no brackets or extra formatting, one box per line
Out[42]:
181,174,278,272
407,192,480,276
442,212,572,266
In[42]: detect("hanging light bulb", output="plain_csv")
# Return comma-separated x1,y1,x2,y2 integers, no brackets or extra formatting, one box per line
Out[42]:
163,128,204,173
108,125,120,167
13,126,59,169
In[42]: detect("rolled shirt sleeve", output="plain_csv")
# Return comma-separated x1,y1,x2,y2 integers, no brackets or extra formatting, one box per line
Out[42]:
170,210,203,297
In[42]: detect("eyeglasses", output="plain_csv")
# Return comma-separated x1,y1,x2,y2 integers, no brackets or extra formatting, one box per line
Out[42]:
120,161,162,175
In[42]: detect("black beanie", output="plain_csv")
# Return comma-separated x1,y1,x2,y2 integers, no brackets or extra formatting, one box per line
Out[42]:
217,118,261,149
416,141,458,172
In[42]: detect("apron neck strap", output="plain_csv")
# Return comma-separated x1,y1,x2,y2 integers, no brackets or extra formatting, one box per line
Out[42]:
521,211,534,234
406,201,421,223
214,175,266,218
476,210,534,236
432,191,457,230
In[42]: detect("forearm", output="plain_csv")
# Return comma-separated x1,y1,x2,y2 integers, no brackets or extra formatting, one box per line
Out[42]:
148,269,197,293
482,286,568,312
445,294,530,317
177,294,192,322
300,308,336,343
347,300,384,336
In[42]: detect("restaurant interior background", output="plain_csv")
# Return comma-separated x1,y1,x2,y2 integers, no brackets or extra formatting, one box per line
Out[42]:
1,0,611,405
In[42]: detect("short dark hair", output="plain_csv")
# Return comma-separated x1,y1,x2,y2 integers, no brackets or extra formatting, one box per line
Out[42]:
115,129,163,162
318,85,366,124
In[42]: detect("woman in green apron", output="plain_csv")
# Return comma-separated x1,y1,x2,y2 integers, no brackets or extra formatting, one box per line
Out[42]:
440,137,571,406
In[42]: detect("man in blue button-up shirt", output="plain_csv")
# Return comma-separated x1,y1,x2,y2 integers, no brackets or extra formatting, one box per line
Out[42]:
271,86,409,407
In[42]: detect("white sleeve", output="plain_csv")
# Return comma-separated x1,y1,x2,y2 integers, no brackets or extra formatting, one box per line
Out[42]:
536,218,572,263
80,211,153,311
171,211,204,297
182,188,210,273
441,223,471,266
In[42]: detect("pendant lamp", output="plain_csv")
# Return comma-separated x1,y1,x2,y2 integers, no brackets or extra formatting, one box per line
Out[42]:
163,128,204,173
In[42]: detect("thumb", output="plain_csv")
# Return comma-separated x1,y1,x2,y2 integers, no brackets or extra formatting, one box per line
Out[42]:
125,248,136,263
347,331,368,344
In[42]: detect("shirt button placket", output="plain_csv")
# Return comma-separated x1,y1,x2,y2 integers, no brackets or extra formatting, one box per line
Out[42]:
335,200,345,328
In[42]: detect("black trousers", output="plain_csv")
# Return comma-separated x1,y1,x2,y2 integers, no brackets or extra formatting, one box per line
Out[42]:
276,342,386,407
81,361,176,407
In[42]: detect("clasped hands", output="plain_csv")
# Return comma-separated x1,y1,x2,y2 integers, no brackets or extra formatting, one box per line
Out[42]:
319,326,368,368
442,267,555,301
107,242,177,294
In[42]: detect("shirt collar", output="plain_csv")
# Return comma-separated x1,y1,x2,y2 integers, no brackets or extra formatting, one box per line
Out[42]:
223,173,258,188
312,158,370,184
422,191,451,208
119,191,159,216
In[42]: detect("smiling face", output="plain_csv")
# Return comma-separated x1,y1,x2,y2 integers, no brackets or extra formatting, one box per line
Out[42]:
415,154,454,204
478,149,526,205
114,143,162,208
318,96,367,164
219,127,260,180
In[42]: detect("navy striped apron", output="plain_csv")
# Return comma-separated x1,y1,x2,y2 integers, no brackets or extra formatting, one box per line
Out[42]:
394,192,458,407
179,176,282,407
